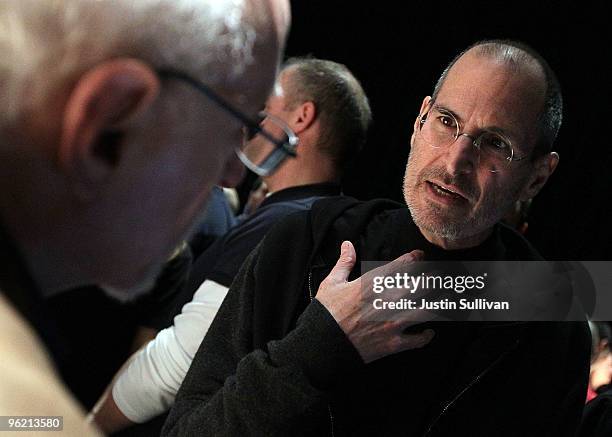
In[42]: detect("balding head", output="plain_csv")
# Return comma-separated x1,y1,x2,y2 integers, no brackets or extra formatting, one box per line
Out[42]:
431,40,562,158
0,0,289,293
404,40,561,249
0,0,285,136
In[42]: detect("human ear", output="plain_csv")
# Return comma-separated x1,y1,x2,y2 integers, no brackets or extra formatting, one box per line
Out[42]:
519,151,560,201
291,101,316,134
411,96,431,145
59,58,160,199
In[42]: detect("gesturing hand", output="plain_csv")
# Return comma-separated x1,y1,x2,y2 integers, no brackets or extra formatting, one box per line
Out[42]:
315,241,435,364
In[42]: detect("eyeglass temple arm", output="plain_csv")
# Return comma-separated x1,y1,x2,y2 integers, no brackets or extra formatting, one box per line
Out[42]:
157,68,295,155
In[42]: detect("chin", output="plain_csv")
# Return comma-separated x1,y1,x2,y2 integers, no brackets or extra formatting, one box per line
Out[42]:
416,215,466,240
96,255,163,300
100,277,157,303
410,201,478,239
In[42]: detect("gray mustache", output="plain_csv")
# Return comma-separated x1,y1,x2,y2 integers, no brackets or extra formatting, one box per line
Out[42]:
421,168,478,199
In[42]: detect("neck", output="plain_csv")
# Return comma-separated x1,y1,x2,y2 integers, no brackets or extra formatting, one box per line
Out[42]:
417,225,494,251
264,158,338,193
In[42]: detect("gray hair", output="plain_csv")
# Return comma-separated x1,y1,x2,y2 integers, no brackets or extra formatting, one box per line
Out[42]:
282,57,372,171
431,39,562,159
0,0,257,133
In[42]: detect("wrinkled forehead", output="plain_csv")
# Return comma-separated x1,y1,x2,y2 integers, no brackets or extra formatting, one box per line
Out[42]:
436,50,546,146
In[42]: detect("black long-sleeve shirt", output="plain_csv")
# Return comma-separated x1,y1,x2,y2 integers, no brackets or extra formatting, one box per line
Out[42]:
163,197,590,437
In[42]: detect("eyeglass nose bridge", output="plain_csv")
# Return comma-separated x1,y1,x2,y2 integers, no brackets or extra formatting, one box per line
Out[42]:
451,132,485,165
453,132,510,173
455,132,480,150
419,111,512,173
454,132,516,165
445,131,488,174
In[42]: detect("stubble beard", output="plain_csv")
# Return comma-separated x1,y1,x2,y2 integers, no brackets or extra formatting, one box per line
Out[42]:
403,149,524,242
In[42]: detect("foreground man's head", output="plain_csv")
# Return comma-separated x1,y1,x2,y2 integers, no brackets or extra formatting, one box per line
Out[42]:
404,40,561,250
0,0,289,292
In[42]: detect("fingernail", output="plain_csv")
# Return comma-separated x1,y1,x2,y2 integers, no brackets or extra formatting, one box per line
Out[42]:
341,241,350,253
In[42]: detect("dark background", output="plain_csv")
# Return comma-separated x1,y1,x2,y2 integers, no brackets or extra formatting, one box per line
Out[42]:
271,0,609,260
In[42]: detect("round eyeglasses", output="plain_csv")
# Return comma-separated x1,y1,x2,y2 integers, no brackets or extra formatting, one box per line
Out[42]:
417,106,527,173
237,111,299,176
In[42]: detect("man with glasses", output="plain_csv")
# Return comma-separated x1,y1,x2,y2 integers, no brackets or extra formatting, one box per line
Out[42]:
91,56,372,434
163,40,589,436
0,0,289,434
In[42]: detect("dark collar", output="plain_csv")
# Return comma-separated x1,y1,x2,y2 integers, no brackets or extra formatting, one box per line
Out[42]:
259,183,341,209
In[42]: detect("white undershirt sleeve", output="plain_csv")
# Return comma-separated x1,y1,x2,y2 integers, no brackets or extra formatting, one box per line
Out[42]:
112,280,229,423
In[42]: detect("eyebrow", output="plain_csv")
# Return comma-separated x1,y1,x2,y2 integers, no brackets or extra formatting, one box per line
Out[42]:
431,103,520,143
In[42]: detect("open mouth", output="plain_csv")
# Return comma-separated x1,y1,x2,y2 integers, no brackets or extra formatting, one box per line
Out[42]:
426,181,468,202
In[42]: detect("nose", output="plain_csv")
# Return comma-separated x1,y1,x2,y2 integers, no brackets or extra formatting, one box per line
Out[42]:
445,133,479,176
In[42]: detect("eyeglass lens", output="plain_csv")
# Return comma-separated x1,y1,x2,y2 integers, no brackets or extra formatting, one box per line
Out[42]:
419,108,514,170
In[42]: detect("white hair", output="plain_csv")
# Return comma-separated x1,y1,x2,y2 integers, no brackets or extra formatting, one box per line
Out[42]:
0,0,256,130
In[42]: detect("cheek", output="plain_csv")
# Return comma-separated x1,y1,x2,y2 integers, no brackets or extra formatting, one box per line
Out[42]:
161,131,236,229
406,142,440,179
404,150,418,187
474,172,521,213
474,172,500,202
404,146,431,202
187,118,243,183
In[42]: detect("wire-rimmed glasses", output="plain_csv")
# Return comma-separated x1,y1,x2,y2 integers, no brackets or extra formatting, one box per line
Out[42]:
417,105,527,173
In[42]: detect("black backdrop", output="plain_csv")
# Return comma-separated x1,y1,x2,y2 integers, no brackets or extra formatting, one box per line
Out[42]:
272,0,609,260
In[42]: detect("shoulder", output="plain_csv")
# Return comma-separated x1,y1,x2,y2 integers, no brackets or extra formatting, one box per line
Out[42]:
498,222,544,260
310,196,403,219
246,196,407,283
256,208,315,261
225,197,315,245
202,203,315,287
582,388,612,435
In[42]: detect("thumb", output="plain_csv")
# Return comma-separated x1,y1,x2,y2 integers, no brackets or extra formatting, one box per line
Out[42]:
325,241,357,285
